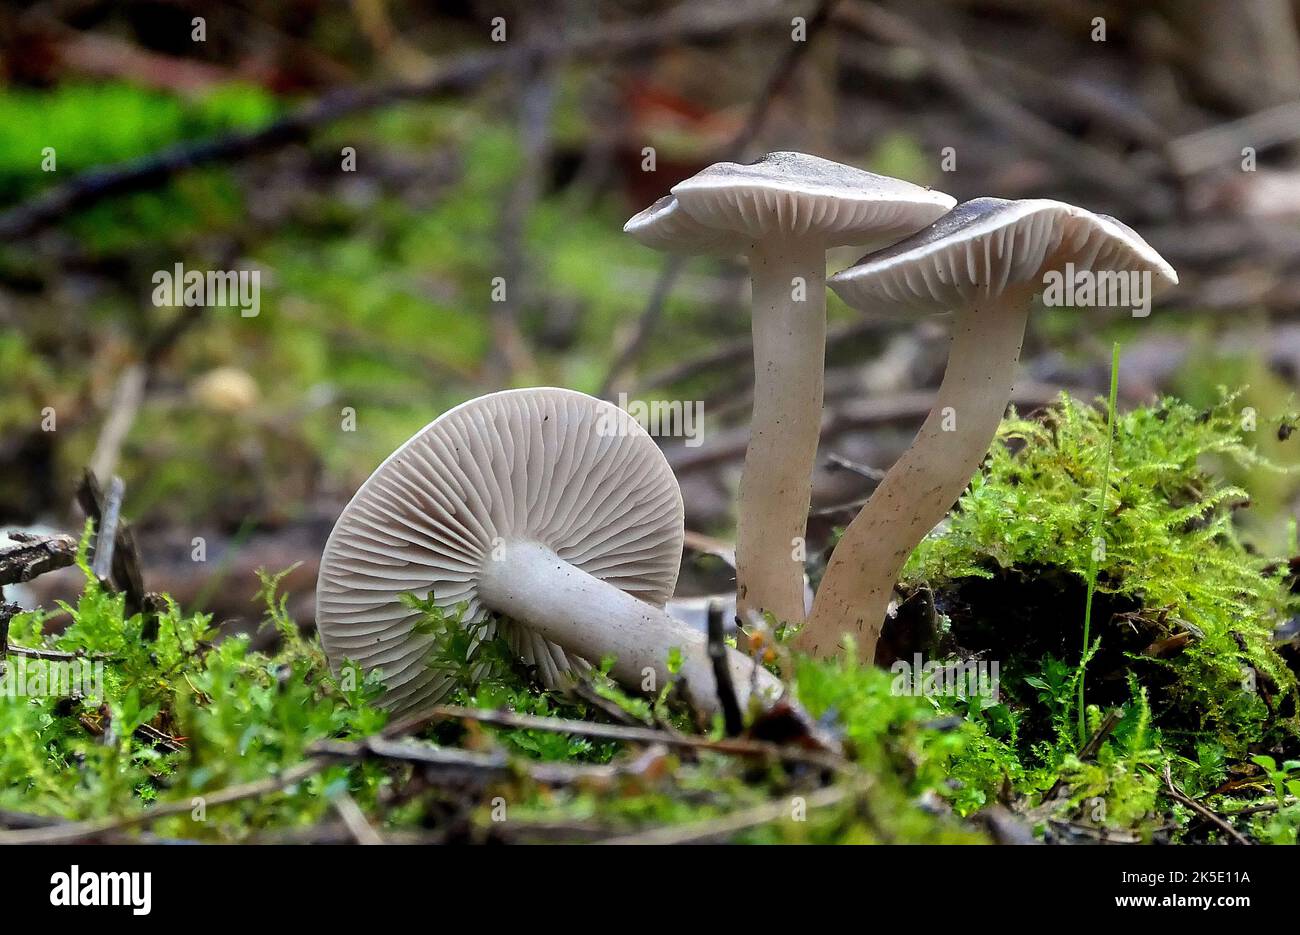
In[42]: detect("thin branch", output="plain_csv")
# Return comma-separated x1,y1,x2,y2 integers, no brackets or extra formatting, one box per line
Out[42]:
4,644,116,661
825,451,886,482
89,365,146,486
1163,763,1253,846
76,470,147,615
0,2,792,241
707,599,744,735
597,780,864,844
0,532,77,586
1169,101,1300,176
390,704,847,771
0,759,326,845
330,792,384,845
91,475,125,583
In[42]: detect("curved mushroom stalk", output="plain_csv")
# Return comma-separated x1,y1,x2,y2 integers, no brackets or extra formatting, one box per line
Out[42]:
799,298,1030,658
317,387,782,720
480,541,782,713
798,198,1178,662
625,153,955,627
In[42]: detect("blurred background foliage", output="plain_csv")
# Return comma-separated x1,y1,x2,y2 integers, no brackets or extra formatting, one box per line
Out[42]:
2,0,1300,626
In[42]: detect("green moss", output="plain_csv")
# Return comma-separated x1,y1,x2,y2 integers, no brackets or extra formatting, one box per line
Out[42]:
873,389,1300,840
906,389,1298,755
1,534,987,842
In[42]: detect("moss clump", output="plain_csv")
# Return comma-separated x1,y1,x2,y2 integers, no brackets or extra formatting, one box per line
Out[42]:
906,390,1298,755
884,390,1300,841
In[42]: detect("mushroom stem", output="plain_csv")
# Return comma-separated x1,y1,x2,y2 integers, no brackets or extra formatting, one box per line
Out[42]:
735,238,826,626
479,541,783,715
799,298,1033,661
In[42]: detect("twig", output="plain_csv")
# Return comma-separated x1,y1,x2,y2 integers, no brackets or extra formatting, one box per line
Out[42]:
89,364,146,485
0,759,326,844
599,0,840,396
392,704,847,771
3,644,116,662
1221,797,1298,818
0,532,77,586
330,792,384,845
707,599,744,735
76,470,147,615
1163,763,1253,846
0,2,792,241
312,735,672,787
91,475,125,583
1169,101,1300,176
825,451,886,482
597,780,864,844
1078,707,1123,760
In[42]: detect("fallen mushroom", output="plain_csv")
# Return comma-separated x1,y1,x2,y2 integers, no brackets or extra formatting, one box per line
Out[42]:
625,152,954,627
316,387,783,718
798,198,1178,661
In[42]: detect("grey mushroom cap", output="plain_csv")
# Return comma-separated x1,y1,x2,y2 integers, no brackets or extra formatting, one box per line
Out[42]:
316,387,685,716
624,152,956,253
828,197,1179,312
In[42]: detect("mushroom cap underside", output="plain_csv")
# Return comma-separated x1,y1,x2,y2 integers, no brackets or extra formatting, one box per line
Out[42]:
828,197,1179,312
316,387,685,716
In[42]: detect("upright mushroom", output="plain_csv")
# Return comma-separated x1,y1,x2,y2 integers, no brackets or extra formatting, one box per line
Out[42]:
798,198,1178,660
316,387,782,718
625,152,955,626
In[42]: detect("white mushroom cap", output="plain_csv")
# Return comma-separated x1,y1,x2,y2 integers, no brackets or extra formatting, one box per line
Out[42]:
624,152,956,254
828,197,1179,312
316,387,684,715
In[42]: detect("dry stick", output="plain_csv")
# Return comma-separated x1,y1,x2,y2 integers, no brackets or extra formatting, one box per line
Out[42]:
1168,100,1300,176
707,599,744,735
598,0,841,397
597,779,865,844
394,704,849,771
91,475,125,583
330,792,384,845
0,534,92,662
1043,707,1123,802
3,644,115,662
0,709,474,843
1223,797,1298,818
0,532,78,585
0,2,792,242
88,364,146,484
1163,763,1253,846
1078,707,1124,760
0,759,327,845
76,470,147,615
825,451,886,482
2,724,530,844
313,736,677,787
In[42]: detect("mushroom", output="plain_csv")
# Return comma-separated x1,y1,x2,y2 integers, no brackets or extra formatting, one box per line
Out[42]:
625,152,955,626
797,198,1178,660
316,387,782,718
